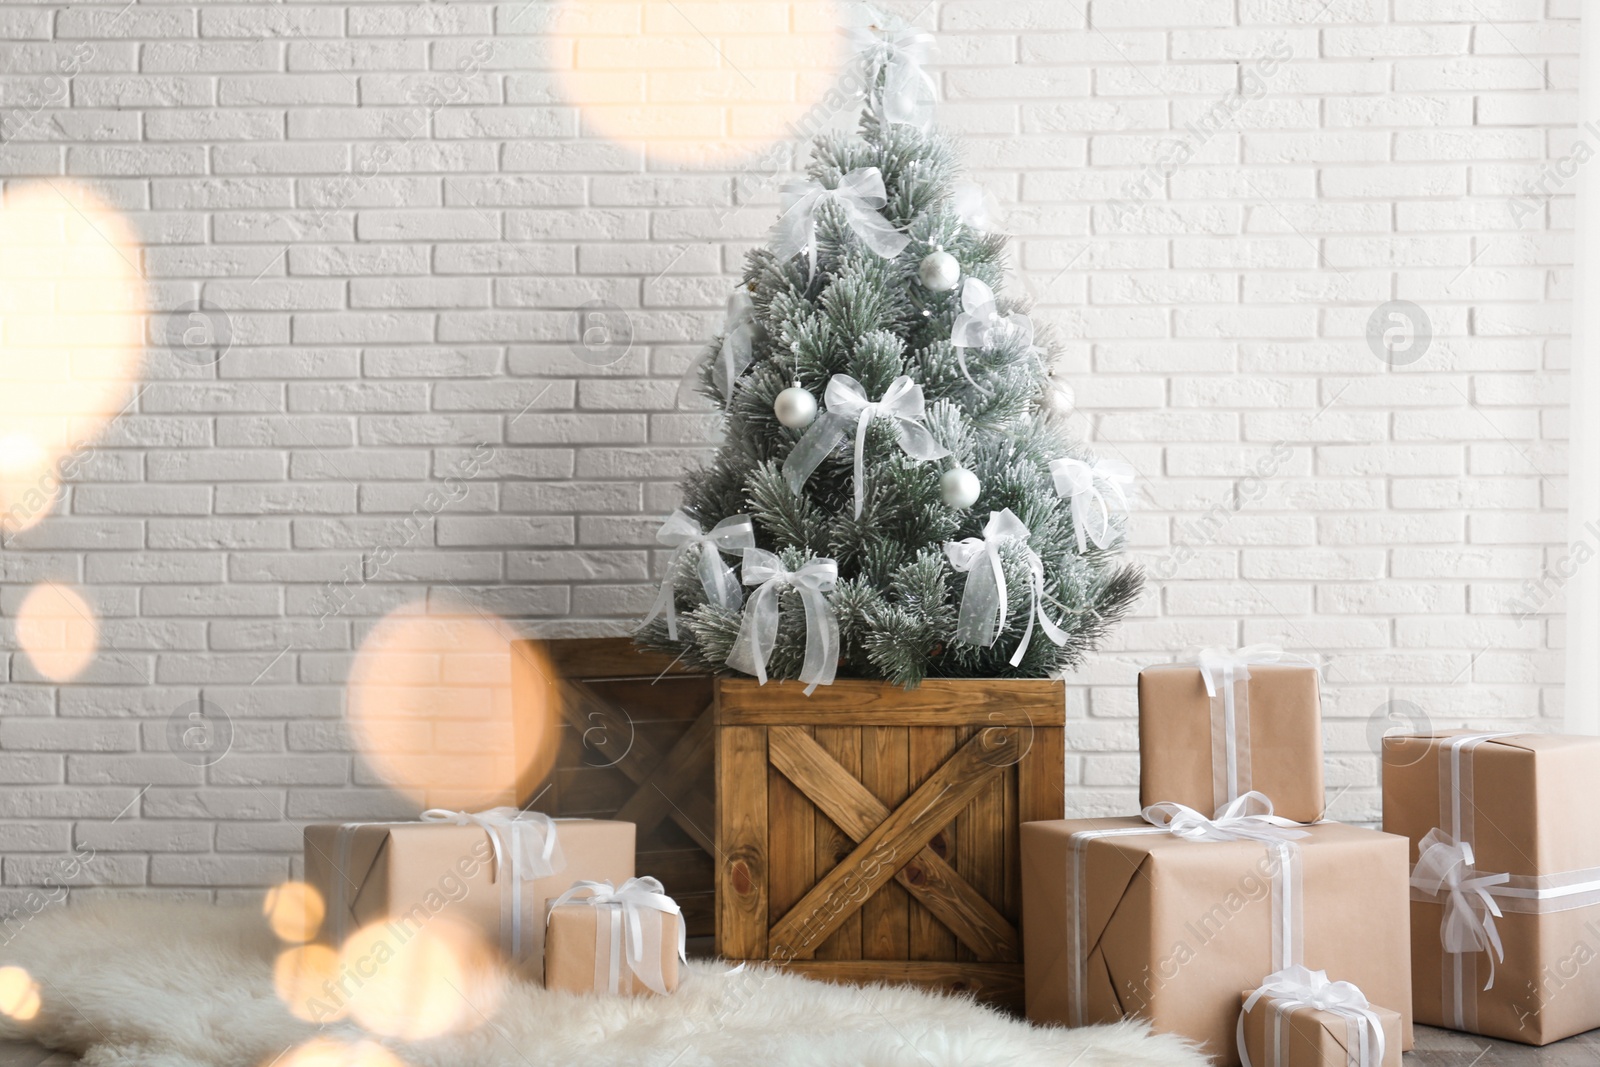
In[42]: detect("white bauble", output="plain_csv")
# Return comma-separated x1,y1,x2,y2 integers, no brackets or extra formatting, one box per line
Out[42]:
917,250,961,292
940,466,981,509
774,383,818,429
1043,380,1075,417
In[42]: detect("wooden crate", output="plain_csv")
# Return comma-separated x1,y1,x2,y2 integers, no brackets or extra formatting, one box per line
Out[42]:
715,677,1065,1011
510,637,716,941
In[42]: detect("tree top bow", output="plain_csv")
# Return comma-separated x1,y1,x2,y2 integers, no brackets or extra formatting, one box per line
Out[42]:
770,167,911,277
782,373,949,519
844,15,937,129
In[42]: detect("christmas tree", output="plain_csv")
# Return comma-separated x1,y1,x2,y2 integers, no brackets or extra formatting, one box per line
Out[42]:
637,21,1143,690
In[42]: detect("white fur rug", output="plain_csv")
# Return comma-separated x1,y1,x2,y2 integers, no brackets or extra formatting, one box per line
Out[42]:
0,901,1206,1067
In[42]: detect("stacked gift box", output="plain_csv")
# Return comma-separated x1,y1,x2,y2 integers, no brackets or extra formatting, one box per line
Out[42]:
1021,645,1600,1064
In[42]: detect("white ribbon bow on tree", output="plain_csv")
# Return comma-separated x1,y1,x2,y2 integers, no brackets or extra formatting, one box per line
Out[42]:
1239,965,1388,1067
640,510,756,640
844,20,937,128
782,374,949,518
726,548,839,695
1141,791,1311,846
770,167,910,276
1410,828,1509,990
944,508,1069,667
951,182,1002,231
949,277,1034,387
1050,456,1135,552
419,807,564,883
546,877,687,996
713,290,756,403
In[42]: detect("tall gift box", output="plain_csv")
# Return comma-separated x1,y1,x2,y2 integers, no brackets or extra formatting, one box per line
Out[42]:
1022,813,1412,1066
544,877,686,996
1383,731,1600,1045
304,810,634,981
1139,648,1325,823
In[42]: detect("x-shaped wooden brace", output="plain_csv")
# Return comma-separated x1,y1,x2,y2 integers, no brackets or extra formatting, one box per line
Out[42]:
557,679,715,855
765,725,1020,963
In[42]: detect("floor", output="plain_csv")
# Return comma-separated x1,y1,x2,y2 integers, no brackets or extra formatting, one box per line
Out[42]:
0,1026,1591,1064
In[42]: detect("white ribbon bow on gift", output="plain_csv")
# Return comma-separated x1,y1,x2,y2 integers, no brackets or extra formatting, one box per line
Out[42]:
419,807,566,961
726,549,839,695
1410,828,1509,990
640,511,756,640
713,290,756,403
782,374,949,518
1049,456,1135,553
1141,791,1311,846
770,167,910,276
1239,965,1387,1067
844,20,937,128
944,508,1069,667
547,877,688,996
949,278,1034,387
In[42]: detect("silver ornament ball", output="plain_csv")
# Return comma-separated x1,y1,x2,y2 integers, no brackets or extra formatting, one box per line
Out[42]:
1044,380,1076,417
774,383,818,429
940,466,981,509
917,250,961,292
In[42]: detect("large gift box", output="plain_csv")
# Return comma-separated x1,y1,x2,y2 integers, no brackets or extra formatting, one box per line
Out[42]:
1237,969,1403,1067
1021,814,1412,1065
544,877,685,996
1139,648,1325,823
1383,731,1600,1045
304,810,634,981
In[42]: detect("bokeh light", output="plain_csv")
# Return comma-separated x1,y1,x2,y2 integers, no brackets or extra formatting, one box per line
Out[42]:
0,182,145,534
554,0,845,162
346,604,556,810
0,966,40,1022
277,1037,407,1067
274,943,344,1024
338,919,502,1041
264,881,326,944
15,583,99,682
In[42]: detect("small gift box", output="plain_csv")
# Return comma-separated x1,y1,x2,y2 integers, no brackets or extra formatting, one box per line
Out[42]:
1383,731,1600,1045
1022,797,1412,1066
544,877,685,995
1238,967,1403,1067
1139,647,1324,823
304,810,634,981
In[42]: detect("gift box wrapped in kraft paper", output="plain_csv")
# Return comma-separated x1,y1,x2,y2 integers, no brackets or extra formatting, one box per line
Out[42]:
1383,731,1600,1045
544,877,686,995
1237,967,1403,1067
304,809,634,982
1021,796,1412,1066
1139,647,1325,823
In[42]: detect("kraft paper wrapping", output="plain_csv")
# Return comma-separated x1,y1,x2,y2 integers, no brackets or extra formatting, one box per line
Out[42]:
1382,731,1600,1046
304,818,634,982
1021,819,1412,1066
1238,992,1402,1067
1139,663,1325,823
545,903,682,996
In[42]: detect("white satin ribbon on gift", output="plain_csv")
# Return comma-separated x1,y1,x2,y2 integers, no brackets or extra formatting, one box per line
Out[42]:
1064,794,1306,1028
547,877,687,996
726,548,839,695
640,510,755,640
416,808,566,962
843,21,937,128
1239,965,1387,1067
943,508,1068,666
949,277,1033,388
769,167,910,276
1193,645,1319,812
782,374,948,518
713,290,756,403
1049,456,1135,553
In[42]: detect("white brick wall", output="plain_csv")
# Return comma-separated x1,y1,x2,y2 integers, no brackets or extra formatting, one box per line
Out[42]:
0,0,1575,902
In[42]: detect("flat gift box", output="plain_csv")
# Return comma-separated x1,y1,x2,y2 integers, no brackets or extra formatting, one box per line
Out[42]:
304,817,634,981
1238,989,1403,1067
1139,662,1325,823
545,901,682,996
1021,819,1412,1066
1383,731,1600,1045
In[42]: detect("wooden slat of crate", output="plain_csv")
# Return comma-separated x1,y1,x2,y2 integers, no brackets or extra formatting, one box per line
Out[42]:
715,677,1065,1012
